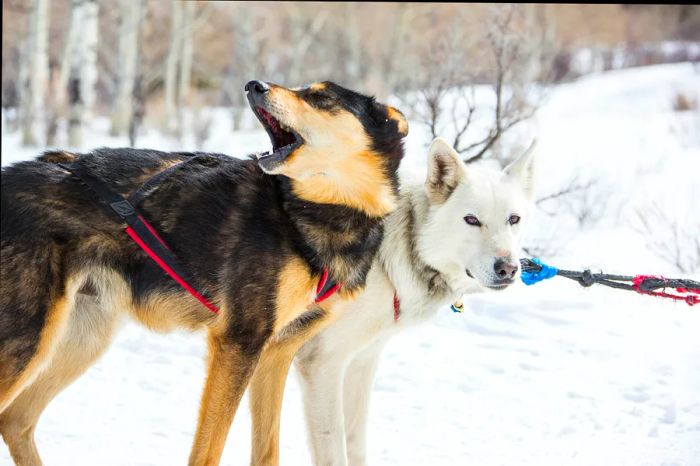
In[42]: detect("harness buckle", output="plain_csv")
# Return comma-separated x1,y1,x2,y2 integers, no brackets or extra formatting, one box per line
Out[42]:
110,200,136,219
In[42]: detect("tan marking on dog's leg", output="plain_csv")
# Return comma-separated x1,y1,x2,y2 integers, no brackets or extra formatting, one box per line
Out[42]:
0,293,121,466
249,307,347,466
249,338,303,466
0,288,76,414
189,332,261,466
0,422,40,466
273,259,317,333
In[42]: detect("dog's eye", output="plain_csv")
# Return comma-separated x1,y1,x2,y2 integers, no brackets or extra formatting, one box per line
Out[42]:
509,215,521,225
464,215,481,227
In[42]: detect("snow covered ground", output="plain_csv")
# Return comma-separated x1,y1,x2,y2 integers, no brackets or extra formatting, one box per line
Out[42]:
2,63,699,465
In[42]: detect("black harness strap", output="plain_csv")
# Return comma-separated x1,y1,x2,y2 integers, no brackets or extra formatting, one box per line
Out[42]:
59,158,341,311
128,154,215,206
59,161,220,313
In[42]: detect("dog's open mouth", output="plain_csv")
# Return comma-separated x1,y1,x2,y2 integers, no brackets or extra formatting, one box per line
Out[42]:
252,107,303,167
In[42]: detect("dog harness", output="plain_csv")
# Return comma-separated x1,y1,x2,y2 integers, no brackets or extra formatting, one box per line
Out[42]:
59,156,340,314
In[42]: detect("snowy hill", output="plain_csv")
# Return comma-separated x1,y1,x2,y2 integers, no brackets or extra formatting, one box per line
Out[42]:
1,63,699,466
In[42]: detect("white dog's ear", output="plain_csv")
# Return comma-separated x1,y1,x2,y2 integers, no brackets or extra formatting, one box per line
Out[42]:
426,137,464,204
504,140,536,198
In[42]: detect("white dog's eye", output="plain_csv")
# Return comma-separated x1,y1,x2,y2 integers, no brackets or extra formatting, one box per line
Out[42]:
464,215,481,227
509,215,521,225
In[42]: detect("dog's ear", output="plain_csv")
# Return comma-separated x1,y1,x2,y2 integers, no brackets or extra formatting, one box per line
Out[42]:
386,106,408,137
504,140,536,199
426,137,463,204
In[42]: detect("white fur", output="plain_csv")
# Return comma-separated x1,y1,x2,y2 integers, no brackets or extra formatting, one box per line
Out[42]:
294,138,535,465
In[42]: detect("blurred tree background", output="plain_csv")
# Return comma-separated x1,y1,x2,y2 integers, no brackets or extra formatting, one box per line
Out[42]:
2,1,699,149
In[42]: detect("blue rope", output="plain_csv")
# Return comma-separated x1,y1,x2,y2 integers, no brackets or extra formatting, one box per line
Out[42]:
521,258,558,285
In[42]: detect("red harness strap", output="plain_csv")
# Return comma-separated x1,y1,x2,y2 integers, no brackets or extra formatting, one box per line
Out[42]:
125,224,219,314
61,160,340,314
393,293,400,321
314,267,342,303
127,219,340,312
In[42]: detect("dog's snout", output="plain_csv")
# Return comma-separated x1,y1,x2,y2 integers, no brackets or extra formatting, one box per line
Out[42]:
245,80,270,94
494,259,518,279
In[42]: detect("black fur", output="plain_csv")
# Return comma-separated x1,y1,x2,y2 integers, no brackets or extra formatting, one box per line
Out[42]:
1,82,405,376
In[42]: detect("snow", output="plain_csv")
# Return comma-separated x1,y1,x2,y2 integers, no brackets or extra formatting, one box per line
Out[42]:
2,63,699,465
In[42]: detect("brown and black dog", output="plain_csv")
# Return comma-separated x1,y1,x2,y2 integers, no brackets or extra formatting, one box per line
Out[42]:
0,80,407,465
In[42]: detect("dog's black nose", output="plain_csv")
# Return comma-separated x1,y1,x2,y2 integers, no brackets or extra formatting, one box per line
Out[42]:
494,259,518,279
245,80,270,94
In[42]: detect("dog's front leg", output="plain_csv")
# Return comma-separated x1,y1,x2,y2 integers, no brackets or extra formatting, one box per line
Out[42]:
189,330,263,466
248,336,304,466
296,353,349,466
343,342,385,466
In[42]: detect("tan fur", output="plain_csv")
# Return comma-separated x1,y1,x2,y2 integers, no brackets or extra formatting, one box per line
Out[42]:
273,259,317,333
187,255,336,466
261,87,397,217
290,149,396,218
132,292,217,333
248,262,355,465
36,151,76,164
249,319,329,466
0,290,74,413
387,106,409,136
249,295,354,466
189,331,259,466
249,338,304,466
0,293,122,466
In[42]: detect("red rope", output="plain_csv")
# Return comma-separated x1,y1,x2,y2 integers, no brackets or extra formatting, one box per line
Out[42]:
632,275,700,306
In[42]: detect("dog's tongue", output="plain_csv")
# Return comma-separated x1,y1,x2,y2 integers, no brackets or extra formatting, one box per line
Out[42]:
258,108,279,131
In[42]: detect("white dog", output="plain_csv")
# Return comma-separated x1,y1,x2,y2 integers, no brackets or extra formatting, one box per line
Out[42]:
294,137,535,465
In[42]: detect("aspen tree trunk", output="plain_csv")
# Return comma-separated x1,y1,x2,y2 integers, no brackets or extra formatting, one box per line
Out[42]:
110,0,144,137
128,2,146,147
68,0,99,147
175,1,195,139
81,0,98,117
46,62,61,146
179,1,195,107
164,1,183,137
344,4,362,84
19,0,49,146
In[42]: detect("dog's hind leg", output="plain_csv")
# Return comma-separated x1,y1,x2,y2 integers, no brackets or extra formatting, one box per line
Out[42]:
188,330,265,466
342,342,384,466
0,240,76,414
0,291,75,416
0,292,122,466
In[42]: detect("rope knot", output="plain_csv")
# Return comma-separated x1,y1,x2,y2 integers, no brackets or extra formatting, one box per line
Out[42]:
579,269,595,287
